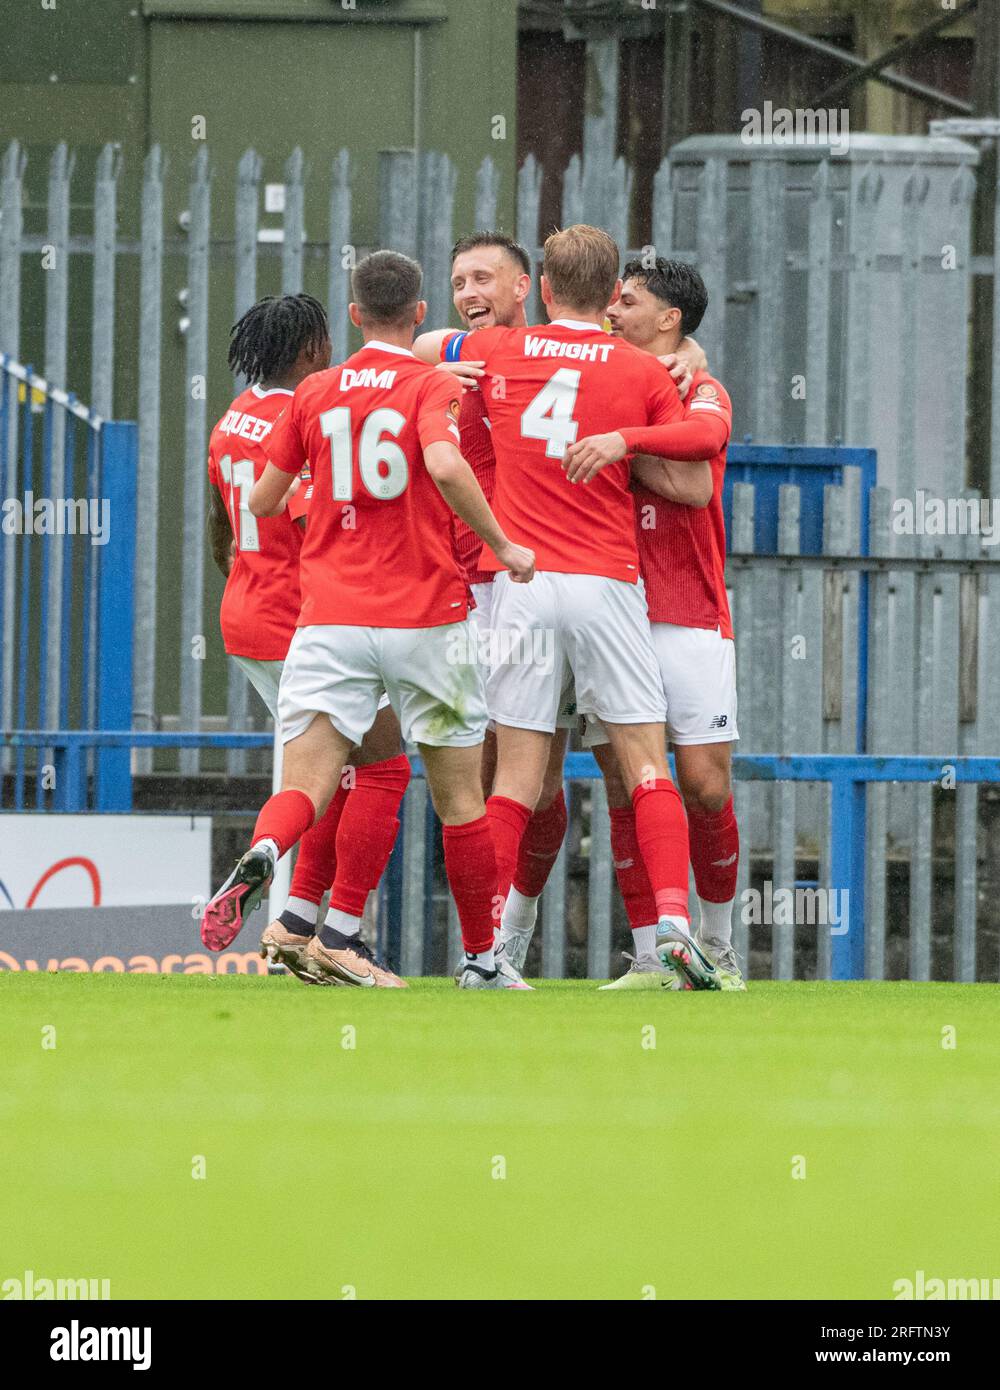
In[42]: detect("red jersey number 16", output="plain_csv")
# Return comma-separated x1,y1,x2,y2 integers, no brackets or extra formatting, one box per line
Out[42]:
320,406,410,502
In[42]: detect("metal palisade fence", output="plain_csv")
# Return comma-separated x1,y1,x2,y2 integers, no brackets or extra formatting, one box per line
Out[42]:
1,134,1000,979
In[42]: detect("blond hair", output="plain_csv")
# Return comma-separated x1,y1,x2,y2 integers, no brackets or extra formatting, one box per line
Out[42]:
542,225,620,313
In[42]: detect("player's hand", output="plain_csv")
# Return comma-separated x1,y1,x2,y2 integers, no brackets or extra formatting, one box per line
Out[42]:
495,540,535,584
436,359,485,390
562,431,627,484
227,539,236,574
660,353,694,401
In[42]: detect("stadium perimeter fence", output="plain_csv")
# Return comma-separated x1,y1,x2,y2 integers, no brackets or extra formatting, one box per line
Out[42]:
2,348,999,981
2,127,1000,981
2,132,999,783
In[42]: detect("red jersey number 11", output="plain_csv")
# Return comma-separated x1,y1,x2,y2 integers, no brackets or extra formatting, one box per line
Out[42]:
218,454,261,554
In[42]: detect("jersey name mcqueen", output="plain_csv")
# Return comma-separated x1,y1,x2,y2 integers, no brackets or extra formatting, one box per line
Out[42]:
218,409,275,444
522,335,615,363
340,366,398,391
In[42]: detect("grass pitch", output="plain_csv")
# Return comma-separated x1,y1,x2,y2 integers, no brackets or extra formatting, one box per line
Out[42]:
1,973,997,1301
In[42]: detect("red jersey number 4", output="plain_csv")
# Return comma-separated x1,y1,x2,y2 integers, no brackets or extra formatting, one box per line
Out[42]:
520,369,581,460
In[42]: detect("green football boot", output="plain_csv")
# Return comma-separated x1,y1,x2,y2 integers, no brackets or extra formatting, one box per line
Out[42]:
598,952,681,991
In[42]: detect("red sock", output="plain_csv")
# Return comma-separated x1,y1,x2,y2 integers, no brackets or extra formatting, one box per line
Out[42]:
486,794,533,903
442,815,498,954
252,788,315,859
328,755,411,916
609,806,659,930
289,784,349,905
512,788,567,898
631,780,691,922
688,796,739,903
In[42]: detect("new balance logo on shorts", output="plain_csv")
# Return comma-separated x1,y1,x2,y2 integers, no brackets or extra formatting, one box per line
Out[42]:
709,714,728,729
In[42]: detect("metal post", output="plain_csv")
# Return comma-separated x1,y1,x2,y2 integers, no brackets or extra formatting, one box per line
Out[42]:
281,147,305,295
134,147,165,775
43,144,73,741
829,770,866,980
95,422,138,812
0,146,25,763
227,148,262,777
179,149,211,775
328,150,352,367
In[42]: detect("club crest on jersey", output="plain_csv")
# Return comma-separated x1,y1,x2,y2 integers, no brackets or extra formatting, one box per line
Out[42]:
694,382,719,401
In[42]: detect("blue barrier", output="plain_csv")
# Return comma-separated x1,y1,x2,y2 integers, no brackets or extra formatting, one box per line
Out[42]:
724,444,876,556
0,356,138,813
6,732,998,982
725,443,877,758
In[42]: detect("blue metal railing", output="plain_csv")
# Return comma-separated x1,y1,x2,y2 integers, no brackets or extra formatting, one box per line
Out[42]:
3,731,998,981
726,443,877,756
0,356,138,811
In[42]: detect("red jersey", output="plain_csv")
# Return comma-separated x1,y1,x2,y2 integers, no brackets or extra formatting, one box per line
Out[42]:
443,320,684,582
451,385,496,587
208,384,305,661
265,341,468,629
632,371,734,638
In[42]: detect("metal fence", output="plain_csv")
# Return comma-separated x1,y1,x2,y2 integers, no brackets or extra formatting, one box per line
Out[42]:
0,355,137,810
2,134,1000,980
2,133,996,770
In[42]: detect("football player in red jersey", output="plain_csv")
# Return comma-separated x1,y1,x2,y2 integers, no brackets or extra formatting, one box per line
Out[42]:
439,232,706,974
439,232,572,969
201,252,536,989
205,295,412,985
416,225,722,988
565,259,745,991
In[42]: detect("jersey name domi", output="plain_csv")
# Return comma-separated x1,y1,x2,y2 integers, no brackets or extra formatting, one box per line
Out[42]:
340,367,398,391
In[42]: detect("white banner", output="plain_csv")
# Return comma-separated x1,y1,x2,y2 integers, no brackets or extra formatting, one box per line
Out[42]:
0,815,211,910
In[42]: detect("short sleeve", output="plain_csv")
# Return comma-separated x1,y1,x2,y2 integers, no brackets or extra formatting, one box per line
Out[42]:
441,326,507,366
687,376,733,429
266,397,308,475
417,372,463,451
286,460,312,522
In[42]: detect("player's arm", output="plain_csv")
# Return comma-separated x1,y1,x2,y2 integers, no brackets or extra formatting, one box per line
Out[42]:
662,336,708,401
207,484,236,578
630,456,713,508
248,462,295,518
250,401,307,516
413,329,455,364
416,328,494,385
563,414,728,485
423,440,534,584
436,358,486,390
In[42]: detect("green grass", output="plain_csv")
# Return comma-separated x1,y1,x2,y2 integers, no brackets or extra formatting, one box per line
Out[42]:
1,973,998,1300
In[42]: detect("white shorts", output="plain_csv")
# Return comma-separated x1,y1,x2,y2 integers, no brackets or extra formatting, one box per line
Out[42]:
486,570,667,733
232,655,284,721
233,653,391,731
277,621,488,749
469,581,497,733
469,581,495,634
583,623,739,748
